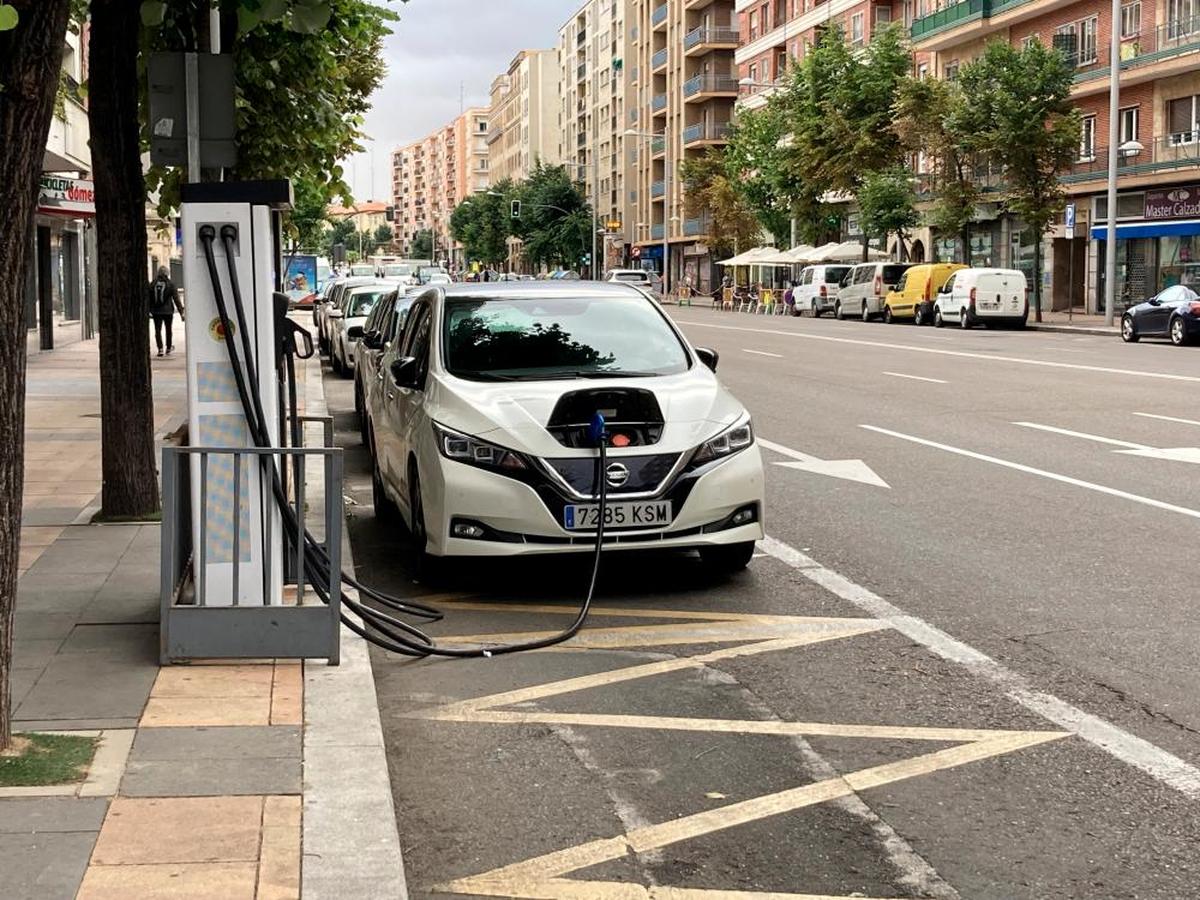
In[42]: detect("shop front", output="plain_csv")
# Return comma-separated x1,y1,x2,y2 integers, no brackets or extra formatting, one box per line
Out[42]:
1090,183,1200,312
26,175,97,353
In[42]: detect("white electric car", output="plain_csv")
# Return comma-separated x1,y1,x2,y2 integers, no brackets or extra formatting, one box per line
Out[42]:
367,282,764,574
328,283,390,376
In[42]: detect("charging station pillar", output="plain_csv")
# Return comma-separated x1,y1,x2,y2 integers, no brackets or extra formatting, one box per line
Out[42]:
180,181,292,607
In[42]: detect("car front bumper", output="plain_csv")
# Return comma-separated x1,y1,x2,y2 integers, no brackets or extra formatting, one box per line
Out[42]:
424,444,766,557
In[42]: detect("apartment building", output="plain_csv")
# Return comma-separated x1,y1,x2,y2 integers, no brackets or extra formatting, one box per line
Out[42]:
391,108,491,266
906,0,1200,311
629,0,740,292
487,49,562,185
558,0,636,272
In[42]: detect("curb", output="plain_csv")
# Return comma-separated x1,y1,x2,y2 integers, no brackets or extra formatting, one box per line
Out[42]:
299,348,410,900
1025,323,1119,336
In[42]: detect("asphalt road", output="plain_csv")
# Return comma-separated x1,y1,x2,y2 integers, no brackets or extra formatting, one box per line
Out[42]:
320,312,1200,900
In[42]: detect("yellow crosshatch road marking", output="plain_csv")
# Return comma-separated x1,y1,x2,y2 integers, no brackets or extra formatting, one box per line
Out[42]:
406,604,1070,899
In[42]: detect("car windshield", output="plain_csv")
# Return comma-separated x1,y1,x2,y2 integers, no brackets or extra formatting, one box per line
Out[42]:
384,265,412,277
1156,284,1199,304
612,272,649,282
347,289,386,317
350,265,374,277
443,294,691,381
824,267,850,283
881,265,910,284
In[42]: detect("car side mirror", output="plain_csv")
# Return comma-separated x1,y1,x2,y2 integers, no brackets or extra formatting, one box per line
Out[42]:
363,330,383,350
390,356,419,388
1149,297,1161,305
328,308,344,319
695,347,719,372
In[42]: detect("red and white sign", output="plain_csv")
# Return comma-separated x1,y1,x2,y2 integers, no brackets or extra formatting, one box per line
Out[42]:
631,245,642,259
38,175,96,217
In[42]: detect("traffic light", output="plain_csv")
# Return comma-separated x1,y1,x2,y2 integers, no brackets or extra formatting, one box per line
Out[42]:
385,205,395,222
332,243,346,264
511,200,521,219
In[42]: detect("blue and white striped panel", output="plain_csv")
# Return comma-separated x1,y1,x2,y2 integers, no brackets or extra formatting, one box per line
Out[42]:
197,415,253,564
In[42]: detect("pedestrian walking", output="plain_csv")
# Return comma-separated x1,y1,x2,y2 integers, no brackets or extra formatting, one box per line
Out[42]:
149,266,184,357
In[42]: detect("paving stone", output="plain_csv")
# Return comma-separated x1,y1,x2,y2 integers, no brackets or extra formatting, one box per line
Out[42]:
13,612,79,641
59,624,157,658
259,796,302,900
13,590,99,617
131,726,301,761
150,664,275,699
140,695,272,728
0,797,109,833
77,594,158,625
10,669,41,711
121,758,301,797
0,831,97,900
15,571,111,594
16,656,157,721
77,861,258,900
12,718,141,732
21,508,92,527
12,638,64,670
90,796,262,866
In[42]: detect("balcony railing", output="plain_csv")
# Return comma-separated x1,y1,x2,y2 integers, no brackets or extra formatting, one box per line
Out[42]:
652,47,668,70
651,223,665,239
683,215,712,236
577,63,587,81
651,135,665,155
682,74,739,98
651,180,666,198
682,121,732,145
1071,16,1200,85
1064,135,1200,183
910,0,989,41
652,4,668,27
683,26,740,51
652,93,668,112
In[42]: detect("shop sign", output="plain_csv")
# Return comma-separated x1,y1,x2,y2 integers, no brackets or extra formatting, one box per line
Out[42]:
38,175,96,217
1145,184,1200,220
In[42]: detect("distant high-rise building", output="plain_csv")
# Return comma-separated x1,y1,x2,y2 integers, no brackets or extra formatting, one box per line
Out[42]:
486,49,562,185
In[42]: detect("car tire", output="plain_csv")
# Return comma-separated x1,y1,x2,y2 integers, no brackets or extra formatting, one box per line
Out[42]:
407,463,442,584
913,305,924,326
354,378,363,417
934,307,944,328
372,462,399,524
811,300,820,318
883,306,894,324
1121,314,1139,343
834,301,843,320
862,302,872,323
699,541,755,575
1170,317,1189,346
959,309,971,330
331,347,343,375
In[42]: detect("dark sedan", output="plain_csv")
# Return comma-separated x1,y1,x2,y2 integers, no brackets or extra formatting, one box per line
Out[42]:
1121,284,1200,346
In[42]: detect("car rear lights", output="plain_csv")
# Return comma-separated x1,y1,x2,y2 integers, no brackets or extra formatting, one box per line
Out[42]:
874,275,883,297
969,286,977,307
1189,302,1200,315
819,284,827,298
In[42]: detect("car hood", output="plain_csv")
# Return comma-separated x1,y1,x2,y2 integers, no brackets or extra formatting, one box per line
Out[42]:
426,368,746,458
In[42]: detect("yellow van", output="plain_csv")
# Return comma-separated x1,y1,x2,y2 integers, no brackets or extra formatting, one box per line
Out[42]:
884,263,967,325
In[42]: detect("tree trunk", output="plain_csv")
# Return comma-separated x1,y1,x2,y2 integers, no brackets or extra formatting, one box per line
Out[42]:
89,0,159,518
0,0,72,751
1032,231,1043,323
861,231,870,263
960,223,972,265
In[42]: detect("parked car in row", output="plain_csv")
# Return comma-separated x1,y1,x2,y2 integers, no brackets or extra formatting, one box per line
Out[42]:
835,263,912,321
606,268,663,301
354,287,418,451
314,276,375,354
792,265,849,317
1121,284,1200,345
933,268,1028,329
884,264,966,325
328,283,390,376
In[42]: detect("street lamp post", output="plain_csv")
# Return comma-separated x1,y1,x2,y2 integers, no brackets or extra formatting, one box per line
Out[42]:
557,159,600,279
1103,0,1121,326
624,128,670,296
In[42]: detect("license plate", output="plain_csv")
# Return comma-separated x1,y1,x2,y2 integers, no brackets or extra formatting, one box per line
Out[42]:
563,501,671,530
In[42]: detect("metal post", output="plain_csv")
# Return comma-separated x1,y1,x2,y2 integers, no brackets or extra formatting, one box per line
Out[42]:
592,143,599,279
1103,0,1121,326
662,133,670,298
185,52,200,183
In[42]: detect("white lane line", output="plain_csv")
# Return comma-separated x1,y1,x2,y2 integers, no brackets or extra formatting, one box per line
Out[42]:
1135,411,1200,428
743,348,783,358
883,371,948,384
861,424,1200,521
760,534,1200,800
1013,421,1152,450
671,318,1200,384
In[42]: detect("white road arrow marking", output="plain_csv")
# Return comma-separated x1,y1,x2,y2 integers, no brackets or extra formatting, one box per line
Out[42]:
1015,421,1200,465
743,348,782,358
1135,411,1200,428
758,437,890,488
883,371,948,384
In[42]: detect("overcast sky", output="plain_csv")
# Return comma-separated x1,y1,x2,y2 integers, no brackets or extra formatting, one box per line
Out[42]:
345,0,575,201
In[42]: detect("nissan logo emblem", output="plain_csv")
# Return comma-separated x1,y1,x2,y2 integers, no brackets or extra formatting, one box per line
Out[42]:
605,462,629,488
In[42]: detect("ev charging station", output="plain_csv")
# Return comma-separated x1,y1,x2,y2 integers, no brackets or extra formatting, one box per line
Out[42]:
181,183,286,607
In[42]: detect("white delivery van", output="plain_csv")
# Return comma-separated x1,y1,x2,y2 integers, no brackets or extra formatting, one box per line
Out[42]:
933,268,1028,329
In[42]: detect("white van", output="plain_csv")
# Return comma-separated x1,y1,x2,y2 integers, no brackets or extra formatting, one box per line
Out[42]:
933,268,1028,329
793,264,851,316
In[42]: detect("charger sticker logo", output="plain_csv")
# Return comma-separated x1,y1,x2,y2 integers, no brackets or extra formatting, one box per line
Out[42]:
208,316,236,343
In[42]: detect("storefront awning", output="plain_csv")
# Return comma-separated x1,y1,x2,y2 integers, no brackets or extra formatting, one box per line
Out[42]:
1090,219,1200,240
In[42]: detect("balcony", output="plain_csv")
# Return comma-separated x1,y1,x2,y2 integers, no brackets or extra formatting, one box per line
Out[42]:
651,4,668,30
683,215,712,236
651,93,668,115
577,29,587,45
651,180,666,198
1072,17,1200,89
578,131,588,147
682,121,732,146
651,223,665,239
652,47,668,71
683,25,740,55
44,95,90,170
910,0,989,42
684,0,715,8
651,134,665,156
1063,135,1200,184
682,73,739,101
577,63,587,82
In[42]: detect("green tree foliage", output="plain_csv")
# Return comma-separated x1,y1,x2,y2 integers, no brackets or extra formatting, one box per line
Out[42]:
857,168,919,259
510,163,593,270
373,223,394,249
679,151,762,260
893,75,979,262
722,104,791,242
287,176,332,252
449,179,514,266
410,228,433,260
954,40,1080,319
321,216,356,259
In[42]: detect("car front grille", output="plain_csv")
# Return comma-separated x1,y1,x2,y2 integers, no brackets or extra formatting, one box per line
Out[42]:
542,453,680,497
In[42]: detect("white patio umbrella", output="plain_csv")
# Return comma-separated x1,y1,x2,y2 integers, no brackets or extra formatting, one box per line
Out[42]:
823,241,890,262
806,242,842,262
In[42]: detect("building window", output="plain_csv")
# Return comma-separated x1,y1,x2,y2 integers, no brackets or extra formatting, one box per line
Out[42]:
1079,114,1097,161
748,62,758,85
1079,16,1098,63
1167,0,1196,39
1021,33,1040,49
749,10,758,40
943,59,959,80
1055,17,1098,65
775,49,787,78
917,62,929,78
1168,94,1199,143
1120,1,1141,38
1119,106,1139,144
850,12,865,45
775,0,788,25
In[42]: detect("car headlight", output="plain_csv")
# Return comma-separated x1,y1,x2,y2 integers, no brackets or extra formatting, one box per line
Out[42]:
433,423,529,475
691,418,754,466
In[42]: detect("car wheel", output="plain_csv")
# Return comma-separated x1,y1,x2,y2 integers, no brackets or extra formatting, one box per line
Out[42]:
934,307,944,328
372,462,399,523
913,305,924,326
353,378,363,417
331,347,343,375
811,300,820,318
699,541,756,575
834,301,843,320
959,309,971,329
883,306,894,324
1121,314,1139,343
408,463,442,583
862,302,872,323
1170,317,1189,346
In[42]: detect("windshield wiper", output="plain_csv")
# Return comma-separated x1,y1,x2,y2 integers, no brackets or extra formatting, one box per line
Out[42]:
451,370,520,381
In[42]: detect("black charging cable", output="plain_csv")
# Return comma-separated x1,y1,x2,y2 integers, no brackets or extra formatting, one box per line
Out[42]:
196,224,608,658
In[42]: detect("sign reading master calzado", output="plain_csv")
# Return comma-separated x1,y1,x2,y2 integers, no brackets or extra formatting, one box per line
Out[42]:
1145,184,1200,220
